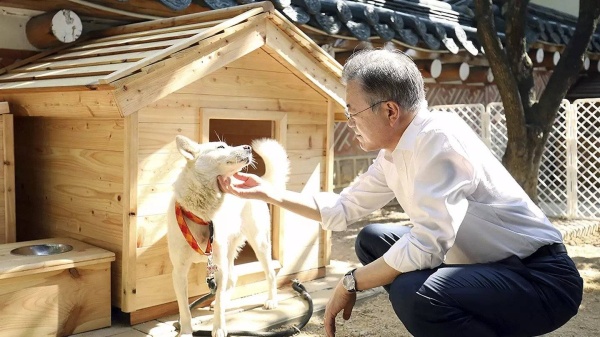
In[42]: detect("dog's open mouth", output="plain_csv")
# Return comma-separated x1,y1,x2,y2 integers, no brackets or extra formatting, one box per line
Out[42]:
227,156,251,165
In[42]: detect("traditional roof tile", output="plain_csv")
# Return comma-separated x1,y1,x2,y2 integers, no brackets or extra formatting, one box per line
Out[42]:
192,0,600,56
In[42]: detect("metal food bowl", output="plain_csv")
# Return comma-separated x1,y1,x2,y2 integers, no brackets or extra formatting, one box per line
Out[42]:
10,243,73,256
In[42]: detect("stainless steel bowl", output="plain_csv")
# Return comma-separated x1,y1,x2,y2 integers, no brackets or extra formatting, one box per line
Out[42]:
10,243,73,256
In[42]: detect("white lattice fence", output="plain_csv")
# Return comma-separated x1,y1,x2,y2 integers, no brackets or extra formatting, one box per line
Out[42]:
333,154,377,191
572,99,600,219
333,101,599,220
537,101,570,218
430,104,488,145
486,102,508,160
434,100,599,220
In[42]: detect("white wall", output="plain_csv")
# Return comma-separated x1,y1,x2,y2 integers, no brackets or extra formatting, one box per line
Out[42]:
0,6,40,51
531,0,579,17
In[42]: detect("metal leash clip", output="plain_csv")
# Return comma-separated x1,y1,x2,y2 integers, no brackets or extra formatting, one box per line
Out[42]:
206,255,218,294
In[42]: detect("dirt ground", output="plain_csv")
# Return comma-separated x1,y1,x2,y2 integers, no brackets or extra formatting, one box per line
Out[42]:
295,205,600,337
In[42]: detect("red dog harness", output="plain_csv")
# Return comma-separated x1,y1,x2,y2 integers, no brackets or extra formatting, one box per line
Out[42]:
175,201,213,255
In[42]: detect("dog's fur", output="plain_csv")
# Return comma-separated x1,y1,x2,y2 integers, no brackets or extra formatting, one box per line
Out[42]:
167,135,289,337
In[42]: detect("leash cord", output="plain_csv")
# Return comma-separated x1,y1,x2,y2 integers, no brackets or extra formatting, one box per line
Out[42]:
190,280,313,337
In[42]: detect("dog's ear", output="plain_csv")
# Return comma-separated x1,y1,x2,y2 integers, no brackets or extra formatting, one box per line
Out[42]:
175,135,199,161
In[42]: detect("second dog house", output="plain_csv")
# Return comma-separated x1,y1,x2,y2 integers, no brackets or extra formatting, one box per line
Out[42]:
0,3,345,322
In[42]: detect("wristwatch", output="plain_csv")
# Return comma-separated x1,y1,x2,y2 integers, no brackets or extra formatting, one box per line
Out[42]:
342,268,360,293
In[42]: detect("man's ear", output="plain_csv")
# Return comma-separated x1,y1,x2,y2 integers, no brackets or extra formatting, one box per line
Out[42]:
386,101,401,126
175,135,199,161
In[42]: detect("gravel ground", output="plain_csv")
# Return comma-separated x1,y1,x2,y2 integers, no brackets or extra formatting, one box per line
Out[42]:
294,205,600,337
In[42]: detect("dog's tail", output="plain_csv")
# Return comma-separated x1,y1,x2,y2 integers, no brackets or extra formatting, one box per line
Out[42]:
251,138,289,189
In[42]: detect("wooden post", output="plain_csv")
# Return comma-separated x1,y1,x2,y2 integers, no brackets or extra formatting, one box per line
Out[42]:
529,49,559,69
0,102,15,244
487,68,494,83
582,56,590,71
463,66,492,84
26,12,58,49
590,60,600,72
26,10,83,49
528,48,545,65
435,62,470,82
414,59,433,78
430,59,442,79
552,51,561,67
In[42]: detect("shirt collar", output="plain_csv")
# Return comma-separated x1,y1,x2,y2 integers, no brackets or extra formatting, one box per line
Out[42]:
392,105,430,153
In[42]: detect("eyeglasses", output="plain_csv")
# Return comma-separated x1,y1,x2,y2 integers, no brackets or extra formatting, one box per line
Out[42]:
344,100,388,120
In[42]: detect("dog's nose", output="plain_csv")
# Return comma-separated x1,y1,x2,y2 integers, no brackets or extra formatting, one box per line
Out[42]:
244,145,251,152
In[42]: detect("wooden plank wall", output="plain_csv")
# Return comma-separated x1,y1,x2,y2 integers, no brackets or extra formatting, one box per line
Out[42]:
14,117,125,305
0,113,5,244
0,102,15,244
132,47,330,311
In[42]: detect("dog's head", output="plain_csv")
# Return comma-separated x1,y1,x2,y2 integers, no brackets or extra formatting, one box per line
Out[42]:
175,135,254,179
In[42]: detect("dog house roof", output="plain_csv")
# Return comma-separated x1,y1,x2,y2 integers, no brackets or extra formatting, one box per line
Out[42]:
0,2,345,118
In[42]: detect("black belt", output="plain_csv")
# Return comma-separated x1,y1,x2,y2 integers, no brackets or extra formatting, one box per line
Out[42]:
525,243,568,261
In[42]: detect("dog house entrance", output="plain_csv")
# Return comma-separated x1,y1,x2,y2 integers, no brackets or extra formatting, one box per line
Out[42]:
209,119,274,265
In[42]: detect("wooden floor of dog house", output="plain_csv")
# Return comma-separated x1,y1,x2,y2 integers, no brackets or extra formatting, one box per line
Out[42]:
68,260,379,337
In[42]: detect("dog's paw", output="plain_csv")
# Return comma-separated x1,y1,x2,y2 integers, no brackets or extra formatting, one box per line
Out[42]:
263,299,278,309
212,328,227,337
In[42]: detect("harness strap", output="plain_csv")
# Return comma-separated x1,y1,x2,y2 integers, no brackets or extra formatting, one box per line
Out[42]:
175,201,213,255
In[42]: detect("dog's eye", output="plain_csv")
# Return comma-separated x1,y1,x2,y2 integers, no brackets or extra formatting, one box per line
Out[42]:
217,145,225,149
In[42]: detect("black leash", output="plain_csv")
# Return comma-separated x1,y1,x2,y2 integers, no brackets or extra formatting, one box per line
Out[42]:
190,280,313,337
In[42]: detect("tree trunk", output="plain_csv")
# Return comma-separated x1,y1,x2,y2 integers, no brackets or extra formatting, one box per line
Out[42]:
501,110,549,203
474,0,600,203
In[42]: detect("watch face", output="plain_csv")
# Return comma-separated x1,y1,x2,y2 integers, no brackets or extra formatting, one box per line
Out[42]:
343,273,355,291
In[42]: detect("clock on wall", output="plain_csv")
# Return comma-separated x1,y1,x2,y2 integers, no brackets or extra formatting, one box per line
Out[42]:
26,9,83,49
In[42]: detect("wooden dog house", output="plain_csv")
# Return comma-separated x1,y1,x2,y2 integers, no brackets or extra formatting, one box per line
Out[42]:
0,2,345,322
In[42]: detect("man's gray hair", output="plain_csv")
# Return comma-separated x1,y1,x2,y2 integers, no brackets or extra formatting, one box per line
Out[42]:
342,49,426,113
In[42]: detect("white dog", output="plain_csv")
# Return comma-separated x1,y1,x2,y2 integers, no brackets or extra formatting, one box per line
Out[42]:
167,135,289,337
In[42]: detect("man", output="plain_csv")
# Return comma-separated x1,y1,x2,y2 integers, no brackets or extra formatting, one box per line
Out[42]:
218,49,583,337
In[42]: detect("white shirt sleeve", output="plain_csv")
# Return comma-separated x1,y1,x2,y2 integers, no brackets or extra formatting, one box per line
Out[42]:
314,153,396,231
383,130,477,272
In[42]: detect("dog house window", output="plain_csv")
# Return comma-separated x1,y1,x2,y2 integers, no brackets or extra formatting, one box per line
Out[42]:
201,109,287,268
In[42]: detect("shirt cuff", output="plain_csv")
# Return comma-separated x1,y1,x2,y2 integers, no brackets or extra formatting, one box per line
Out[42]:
313,192,348,231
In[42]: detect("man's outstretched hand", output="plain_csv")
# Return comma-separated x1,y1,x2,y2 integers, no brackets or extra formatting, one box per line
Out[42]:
217,172,271,201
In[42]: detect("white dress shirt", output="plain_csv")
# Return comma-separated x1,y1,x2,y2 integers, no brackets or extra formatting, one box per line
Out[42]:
314,108,562,273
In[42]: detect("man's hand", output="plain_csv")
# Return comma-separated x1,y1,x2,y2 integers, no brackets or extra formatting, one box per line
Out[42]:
324,279,357,337
217,172,272,201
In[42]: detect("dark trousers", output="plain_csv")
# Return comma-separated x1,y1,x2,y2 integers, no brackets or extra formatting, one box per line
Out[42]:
355,223,584,337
